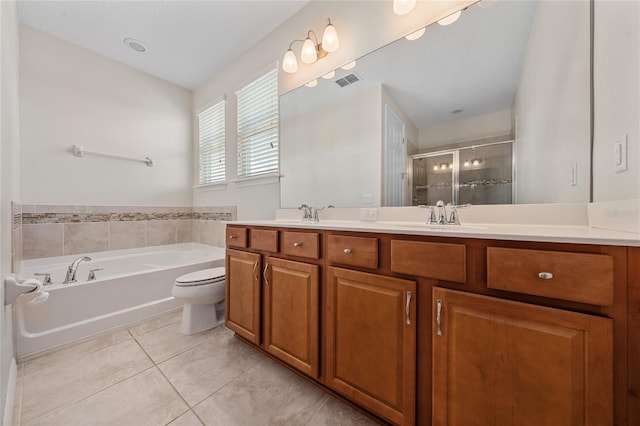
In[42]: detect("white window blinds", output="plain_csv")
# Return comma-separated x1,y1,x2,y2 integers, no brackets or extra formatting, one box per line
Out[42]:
236,67,279,178
197,99,225,185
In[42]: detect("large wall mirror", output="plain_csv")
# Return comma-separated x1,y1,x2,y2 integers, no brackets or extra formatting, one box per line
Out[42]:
280,0,591,208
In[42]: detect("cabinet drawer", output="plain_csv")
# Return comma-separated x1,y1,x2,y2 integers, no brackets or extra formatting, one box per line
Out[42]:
487,247,614,306
250,229,278,252
226,227,247,248
281,231,320,259
391,240,466,283
327,235,378,269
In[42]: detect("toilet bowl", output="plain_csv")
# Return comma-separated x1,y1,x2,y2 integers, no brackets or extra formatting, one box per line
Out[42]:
172,267,225,335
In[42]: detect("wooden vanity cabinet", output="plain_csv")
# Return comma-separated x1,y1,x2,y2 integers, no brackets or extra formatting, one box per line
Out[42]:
225,227,321,379
325,267,417,426
432,287,613,426
226,225,634,426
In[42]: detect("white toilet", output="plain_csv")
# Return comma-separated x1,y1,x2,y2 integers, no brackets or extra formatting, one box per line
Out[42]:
172,267,226,335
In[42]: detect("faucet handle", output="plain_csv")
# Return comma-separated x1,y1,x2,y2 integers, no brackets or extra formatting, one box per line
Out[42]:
33,273,52,285
448,203,471,225
87,268,103,281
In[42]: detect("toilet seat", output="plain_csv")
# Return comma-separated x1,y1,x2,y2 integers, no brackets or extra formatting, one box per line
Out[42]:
175,267,225,287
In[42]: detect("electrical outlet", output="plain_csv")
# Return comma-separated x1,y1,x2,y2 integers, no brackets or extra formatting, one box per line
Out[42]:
359,208,378,222
363,194,373,204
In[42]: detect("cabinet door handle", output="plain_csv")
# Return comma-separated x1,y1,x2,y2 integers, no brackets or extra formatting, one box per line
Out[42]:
405,291,412,325
343,248,352,254
293,242,302,247
263,263,270,286
436,299,443,336
538,272,553,280
253,261,259,282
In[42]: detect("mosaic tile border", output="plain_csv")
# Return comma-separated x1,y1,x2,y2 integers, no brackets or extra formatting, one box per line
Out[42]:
22,206,236,224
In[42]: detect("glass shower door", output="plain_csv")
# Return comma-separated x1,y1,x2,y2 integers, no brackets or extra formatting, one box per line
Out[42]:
412,152,455,206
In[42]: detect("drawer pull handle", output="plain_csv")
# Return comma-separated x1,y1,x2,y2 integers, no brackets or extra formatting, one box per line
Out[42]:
229,235,236,239
293,242,302,247
436,299,443,336
538,272,553,280
405,291,412,325
344,248,352,254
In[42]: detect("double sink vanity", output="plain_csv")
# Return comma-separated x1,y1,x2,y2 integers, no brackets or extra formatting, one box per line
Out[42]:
223,206,640,425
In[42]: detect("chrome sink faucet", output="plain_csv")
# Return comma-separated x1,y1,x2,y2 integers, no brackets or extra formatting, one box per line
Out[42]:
420,201,470,225
63,256,91,283
298,204,334,223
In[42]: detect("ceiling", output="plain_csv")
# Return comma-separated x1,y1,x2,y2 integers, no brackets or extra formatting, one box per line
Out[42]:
17,0,310,90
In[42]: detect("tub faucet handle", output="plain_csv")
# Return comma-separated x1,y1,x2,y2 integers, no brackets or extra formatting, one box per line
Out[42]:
34,273,52,285
87,268,103,281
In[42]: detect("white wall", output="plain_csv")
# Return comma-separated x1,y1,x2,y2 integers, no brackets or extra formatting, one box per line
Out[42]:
592,0,640,201
0,0,20,421
193,0,475,219
418,109,513,150
19,26,193,206
281,82,382,208
513,0,591,204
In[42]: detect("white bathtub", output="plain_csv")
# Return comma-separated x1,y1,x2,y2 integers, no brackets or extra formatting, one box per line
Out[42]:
15,243,226,358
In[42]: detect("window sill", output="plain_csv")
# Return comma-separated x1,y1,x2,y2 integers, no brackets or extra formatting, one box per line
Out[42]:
193,182,227,192
232,173,281,188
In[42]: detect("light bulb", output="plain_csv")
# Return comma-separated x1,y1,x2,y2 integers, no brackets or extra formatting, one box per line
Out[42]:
341,60,356,70
322,70,336,79
448,163,453,169
300,37,317,64
405,27,425,41
393,0,416,15
282,49,298,73
322,21,340,53
305,79,318,88
438,10,462,26
472,159,480,166
463,160,470,167
433,165,439,171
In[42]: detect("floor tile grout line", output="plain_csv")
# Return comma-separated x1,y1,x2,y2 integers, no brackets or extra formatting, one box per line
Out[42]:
21,365,157,425
154,364,207,426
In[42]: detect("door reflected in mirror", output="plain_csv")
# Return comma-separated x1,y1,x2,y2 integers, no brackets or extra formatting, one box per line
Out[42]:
280,0,591,208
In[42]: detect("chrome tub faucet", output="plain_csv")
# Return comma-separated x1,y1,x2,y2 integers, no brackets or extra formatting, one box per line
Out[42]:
63,256,92,284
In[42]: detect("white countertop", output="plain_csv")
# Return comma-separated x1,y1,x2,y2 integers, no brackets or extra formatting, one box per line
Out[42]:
229,219,640,247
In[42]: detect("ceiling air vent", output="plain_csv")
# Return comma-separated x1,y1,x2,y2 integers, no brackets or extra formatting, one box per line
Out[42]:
335,73,361,88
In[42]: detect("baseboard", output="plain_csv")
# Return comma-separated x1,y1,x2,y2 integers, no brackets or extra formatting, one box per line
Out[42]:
2,358,17,426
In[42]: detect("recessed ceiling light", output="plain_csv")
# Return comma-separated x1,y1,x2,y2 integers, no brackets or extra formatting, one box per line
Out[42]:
123,38,148,53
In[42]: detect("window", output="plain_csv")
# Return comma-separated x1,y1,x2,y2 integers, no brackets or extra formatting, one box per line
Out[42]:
197,99,225,185
236,67,279,178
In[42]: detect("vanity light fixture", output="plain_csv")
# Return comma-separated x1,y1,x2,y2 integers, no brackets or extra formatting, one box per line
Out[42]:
305,79,318,88
438,10,462,26
463,160,471,167
341,60,356,70
405,27,426,41
282,18,340,74
393,0,416,15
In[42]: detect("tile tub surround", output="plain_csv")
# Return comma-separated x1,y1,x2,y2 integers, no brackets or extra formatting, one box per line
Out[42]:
19,205,236,260
13,312,377,426
12,201,23,272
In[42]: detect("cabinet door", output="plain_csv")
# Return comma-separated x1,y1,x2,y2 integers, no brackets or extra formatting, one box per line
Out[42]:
432,287,613,426
263,257,319,378
326,267,416,425
225,249,261,345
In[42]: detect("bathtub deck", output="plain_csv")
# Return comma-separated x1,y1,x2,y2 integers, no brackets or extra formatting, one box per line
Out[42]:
13,311,377,426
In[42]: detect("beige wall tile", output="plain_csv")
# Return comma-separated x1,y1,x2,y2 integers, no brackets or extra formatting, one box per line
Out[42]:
108,221,146,250
177,220,193,243
13,227,23,272
192,220,225,247
63,223,109,256
22,224,63,260
35,205,86,214
147,220,177,246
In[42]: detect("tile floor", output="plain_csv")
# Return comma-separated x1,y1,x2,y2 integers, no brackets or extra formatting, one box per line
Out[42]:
12,310,379,426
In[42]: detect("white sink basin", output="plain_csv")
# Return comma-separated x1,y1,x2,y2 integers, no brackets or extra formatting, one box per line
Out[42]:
390,223,488,232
